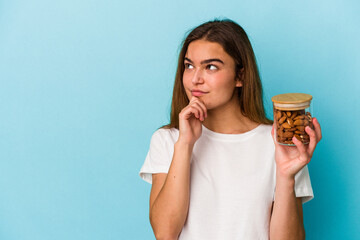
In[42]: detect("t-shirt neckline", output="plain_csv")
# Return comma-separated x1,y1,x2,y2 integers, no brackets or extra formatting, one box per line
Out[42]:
201,123,264,141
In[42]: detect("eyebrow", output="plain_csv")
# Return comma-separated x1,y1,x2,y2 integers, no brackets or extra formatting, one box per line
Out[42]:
184,57,224,65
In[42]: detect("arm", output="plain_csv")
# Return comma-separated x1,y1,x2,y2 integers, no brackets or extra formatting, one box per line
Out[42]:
270,118,322,240
269,175,305,240
150,96,207,240
149,140,193,240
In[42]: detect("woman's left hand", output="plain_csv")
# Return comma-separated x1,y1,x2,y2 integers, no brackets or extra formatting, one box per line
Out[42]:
271,117,322,180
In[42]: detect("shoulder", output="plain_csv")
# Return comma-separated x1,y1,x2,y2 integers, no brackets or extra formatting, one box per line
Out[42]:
257,123,273,135
256,124,275,148
150,127,179,144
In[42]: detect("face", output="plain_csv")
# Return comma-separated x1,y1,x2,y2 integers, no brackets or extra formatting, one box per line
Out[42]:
182,39,242,110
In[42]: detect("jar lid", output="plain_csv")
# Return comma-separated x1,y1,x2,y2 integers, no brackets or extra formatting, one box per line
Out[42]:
271,93,312,110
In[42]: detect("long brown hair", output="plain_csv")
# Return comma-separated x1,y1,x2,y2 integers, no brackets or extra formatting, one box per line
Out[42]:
161,18,273,130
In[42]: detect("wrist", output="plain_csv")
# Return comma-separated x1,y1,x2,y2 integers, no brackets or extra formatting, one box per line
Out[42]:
175,140,194,150
276,167,296,181
276,174,295,188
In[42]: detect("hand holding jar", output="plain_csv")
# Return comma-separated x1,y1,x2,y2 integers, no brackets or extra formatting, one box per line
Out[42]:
271,93,322,180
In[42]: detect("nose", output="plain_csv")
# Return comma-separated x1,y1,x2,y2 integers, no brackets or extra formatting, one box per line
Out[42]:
191,69,205,84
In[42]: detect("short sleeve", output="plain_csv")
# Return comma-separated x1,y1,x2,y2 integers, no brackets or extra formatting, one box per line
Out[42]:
294,165,314,204
273,165,314,204
139,129,175,184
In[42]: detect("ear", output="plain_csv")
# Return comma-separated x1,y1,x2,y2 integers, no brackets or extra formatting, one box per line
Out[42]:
235,79,242,87
235,68,244,87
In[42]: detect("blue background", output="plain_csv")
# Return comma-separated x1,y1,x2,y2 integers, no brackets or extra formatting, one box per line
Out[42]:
0,0,359,239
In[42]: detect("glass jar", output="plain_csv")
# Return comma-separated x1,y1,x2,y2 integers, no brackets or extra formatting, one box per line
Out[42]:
271,93,314,146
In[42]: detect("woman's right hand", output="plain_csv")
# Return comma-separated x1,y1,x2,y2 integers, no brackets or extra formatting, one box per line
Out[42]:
178,96,208,146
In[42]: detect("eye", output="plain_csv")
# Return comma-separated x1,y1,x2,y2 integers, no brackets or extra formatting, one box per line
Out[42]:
206,64,218,70
185,63,194,69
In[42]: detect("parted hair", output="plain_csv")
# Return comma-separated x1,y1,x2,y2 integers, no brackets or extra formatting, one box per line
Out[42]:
161,18,273,129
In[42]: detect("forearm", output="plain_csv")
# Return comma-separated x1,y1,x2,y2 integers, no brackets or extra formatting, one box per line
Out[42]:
150,141,193,239
269,174,305,240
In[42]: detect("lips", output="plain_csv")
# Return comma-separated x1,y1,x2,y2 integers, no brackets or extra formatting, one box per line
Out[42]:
191,90,208,97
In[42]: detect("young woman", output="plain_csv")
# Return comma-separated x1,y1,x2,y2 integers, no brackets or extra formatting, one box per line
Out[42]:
139,18,322,240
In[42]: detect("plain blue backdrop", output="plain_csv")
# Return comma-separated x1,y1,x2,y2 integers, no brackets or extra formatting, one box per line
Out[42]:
0,0,359,239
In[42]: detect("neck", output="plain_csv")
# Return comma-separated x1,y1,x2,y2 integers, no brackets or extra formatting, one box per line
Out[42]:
202,98,259,134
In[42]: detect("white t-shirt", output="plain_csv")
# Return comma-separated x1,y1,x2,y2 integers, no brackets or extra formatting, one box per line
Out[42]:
139,123,314,240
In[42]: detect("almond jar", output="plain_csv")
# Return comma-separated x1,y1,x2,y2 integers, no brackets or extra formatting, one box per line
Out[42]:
271,93,314,146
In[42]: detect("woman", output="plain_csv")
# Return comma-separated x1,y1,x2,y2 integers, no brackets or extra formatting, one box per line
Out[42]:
139,18,322,240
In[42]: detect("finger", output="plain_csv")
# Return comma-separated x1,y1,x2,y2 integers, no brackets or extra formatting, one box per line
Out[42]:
196,99,208,118
188,105,203,121
190,96,199,103
191,103,205,121
192,102,206,120
292,136,309,163
312,117,322,141
181,105,200,120
305,126,317,157
191,101,207,119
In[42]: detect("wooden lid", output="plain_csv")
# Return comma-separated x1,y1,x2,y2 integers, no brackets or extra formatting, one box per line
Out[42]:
271,93,312,104
271,93,312,110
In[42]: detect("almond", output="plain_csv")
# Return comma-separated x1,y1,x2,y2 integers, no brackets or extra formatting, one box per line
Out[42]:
287,118,294,127
282,122,291,129
296,126,305,132
294,134,301,141
294,119,304,126
294,115,305,120
290,111,298,119
283,131,293,138
279,116,286,124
